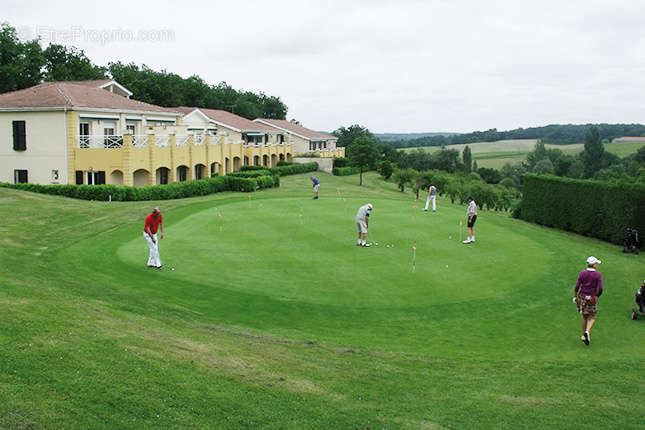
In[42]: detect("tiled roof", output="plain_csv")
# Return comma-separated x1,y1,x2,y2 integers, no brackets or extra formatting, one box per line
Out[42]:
0,82,178,114
255,119,336,140
178,107,277,132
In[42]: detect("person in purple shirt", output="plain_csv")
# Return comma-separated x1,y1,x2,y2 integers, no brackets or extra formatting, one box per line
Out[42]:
574,256,603,346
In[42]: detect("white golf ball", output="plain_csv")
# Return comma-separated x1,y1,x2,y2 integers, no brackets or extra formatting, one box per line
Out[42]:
386,245,390,248
392,244,395,247
445,265,449,268
375,242,379,246
171,268,175,271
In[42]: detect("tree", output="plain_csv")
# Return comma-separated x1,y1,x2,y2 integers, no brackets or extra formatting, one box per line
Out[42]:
333,124,373,148
0,23,44,93
378,160,394,179
43,44,107,81
462,145,472,172
581,126,604,178
347,136,379,185
533,158,555,174
525,141,548,170
392,168,416,192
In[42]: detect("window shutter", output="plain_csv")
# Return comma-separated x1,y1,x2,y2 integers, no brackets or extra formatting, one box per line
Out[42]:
13,121,26,151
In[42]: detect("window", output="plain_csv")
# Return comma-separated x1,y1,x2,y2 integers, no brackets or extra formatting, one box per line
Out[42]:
12,121,26,151
103,122,116,147
79,122,90,148
126,124,136,134
178,166,187,182
86,171,105,185
76,170,84,185
14,169,28,183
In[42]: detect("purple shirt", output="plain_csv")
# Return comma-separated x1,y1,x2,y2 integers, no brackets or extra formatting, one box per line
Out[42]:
574,269,603,297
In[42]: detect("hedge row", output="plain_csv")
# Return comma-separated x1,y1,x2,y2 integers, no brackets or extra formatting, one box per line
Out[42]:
240,162,318,176
0,175,279,201
519,174,645,245
333,166,360,176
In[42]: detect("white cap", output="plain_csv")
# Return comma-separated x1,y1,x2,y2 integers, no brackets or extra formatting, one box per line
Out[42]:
586,256,601,265
367,203,373,209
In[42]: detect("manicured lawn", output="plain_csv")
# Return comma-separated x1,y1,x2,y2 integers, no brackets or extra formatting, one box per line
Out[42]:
1,172,644,429
401,139,645,169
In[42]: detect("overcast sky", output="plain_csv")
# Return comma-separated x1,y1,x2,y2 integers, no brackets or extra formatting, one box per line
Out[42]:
5,0,645,133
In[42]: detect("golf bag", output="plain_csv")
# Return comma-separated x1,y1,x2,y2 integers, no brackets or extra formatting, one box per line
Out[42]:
622,228,640,254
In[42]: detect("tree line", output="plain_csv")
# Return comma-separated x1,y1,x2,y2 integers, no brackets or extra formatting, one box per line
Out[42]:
0,23,287,120
386,123,645,148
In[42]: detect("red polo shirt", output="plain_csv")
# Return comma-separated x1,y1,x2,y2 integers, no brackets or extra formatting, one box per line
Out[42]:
144,213,163,234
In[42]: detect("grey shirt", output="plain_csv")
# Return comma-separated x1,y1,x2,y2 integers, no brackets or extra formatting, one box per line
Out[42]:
429,186,436,197
467,200,477,217
356,204,372,222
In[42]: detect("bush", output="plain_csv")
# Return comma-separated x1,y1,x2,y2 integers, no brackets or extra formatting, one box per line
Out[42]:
519,174,645,244
0,174,275,202
270,162,318,176
332,166,360,176
228,170,272,178
276,160,293,166
240,165,269,171
333,157,349,168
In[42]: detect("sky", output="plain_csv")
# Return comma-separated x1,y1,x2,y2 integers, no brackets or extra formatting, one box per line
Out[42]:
4,0,645,133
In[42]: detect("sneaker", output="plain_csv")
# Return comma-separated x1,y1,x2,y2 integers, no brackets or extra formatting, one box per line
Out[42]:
156,266,163,270
462,239,471,244
422,208,428,212
471,238,476,243
584,332,590,345
362,243,371,247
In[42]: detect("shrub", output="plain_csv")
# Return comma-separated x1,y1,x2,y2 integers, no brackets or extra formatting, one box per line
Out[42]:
332,166,360,176
228,170,272,178
333,157,349,168
240,165,269,171
519,174,645,245
276,160,293,166
270,162,318,176
0,174,272,202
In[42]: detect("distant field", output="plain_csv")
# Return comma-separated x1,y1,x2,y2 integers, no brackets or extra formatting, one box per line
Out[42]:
401,139,645,169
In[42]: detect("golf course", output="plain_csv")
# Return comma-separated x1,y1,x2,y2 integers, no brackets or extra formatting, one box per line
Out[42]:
1,172,644,429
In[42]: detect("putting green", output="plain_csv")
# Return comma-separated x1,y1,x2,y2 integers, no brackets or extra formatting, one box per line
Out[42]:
118,197,550,308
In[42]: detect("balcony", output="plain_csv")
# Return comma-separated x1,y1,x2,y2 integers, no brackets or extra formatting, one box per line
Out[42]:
78,135,123,148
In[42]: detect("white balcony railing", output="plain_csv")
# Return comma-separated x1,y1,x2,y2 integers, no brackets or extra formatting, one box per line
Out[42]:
175,135,189,147
77,135,123,149
155,135,170,147
132,135,149,148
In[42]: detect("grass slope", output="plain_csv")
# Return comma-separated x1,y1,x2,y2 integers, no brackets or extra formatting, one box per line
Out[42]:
1,172,644,429
401,139,645,169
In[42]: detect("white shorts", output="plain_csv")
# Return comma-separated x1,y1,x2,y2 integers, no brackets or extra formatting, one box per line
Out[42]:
356,219,368,234
313,184,320,193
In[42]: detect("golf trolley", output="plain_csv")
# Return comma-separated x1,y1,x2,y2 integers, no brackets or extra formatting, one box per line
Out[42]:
622,227,640,255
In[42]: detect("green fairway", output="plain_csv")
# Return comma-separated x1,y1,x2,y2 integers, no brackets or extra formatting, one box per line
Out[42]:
1,172,644,429
401,139,645,169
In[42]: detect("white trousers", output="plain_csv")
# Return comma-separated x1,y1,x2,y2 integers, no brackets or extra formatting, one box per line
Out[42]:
424,195,436,211
143,232,162,267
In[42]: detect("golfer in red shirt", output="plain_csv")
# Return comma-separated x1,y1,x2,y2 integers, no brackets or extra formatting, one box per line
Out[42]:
143,207,164,269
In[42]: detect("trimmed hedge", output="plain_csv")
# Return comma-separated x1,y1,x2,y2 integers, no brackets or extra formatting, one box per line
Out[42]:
0,175,278,201
240,162,318,176
228,170,272,178
519,174,645,245
332,166,360,176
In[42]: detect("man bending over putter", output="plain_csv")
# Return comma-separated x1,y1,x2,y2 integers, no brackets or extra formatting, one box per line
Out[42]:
143,207,164,269
355,203,373,247
463,196,477,244
311,176,320,199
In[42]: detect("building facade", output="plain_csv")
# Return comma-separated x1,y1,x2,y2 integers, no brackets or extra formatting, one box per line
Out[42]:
253,118,343,158
0,81,298,185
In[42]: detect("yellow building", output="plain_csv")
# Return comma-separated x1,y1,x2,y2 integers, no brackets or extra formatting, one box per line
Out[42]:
0,80,297,185
253,118,343,158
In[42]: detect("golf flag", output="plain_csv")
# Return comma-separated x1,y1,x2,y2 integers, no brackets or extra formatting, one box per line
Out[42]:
412,241,417,273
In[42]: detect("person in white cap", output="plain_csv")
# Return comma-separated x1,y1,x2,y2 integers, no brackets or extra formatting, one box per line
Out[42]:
573,256,604,345
355,203,373,247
